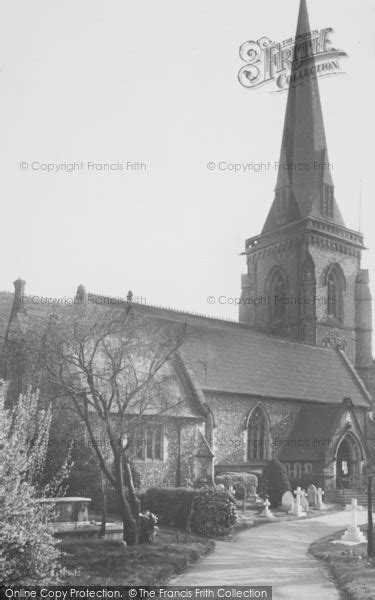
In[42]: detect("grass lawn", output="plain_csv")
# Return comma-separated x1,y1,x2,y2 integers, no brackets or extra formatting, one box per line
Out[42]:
58,527,214,586
309,525,375,600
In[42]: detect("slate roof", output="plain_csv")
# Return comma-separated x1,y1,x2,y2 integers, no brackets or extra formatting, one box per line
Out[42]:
278,404,340,461
0,288,372,409
0,291,14,341
178,321,372,408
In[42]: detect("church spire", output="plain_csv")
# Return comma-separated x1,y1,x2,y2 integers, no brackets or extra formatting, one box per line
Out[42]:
262,0,345,233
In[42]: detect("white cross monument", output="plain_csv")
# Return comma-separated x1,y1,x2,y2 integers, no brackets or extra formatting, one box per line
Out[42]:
261,498,275,519
341,498,366,543
316,488,326,510
291,487,307,517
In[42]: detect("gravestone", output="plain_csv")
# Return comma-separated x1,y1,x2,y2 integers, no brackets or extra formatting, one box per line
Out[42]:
301,491,309,512
307,485,318,507
316,488,326,510
260,498,275,519
291,487,307,517
281,491,294,513
341,498,366,543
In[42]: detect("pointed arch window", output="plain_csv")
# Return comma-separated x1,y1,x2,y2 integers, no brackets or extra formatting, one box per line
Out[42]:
267,269,288,321
327,265,345,322
247,406,269,461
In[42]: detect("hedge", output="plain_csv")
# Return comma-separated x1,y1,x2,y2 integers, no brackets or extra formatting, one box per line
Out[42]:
215,472,258,499
140,487,237,536
260,459,291,508
190,488,237,536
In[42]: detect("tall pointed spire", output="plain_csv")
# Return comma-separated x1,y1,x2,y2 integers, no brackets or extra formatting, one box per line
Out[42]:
262,0,345,233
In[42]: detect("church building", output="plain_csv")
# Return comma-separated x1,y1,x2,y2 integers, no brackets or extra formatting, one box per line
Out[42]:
1,0,375,500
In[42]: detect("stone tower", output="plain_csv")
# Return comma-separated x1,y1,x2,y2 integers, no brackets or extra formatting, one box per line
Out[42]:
239,0,373,368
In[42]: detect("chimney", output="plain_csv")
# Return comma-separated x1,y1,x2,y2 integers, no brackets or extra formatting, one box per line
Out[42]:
13,278,26,315
75,284,88,305
355,269,373,368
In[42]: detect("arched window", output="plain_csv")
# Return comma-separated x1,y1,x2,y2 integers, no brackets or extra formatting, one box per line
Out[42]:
267,268,288,322
326,265,345,321
247,406,269,461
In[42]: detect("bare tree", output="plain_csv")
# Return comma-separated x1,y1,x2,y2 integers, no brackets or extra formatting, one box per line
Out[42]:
19,301,187,545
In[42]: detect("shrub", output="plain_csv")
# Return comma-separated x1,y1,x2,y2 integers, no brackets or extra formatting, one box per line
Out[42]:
215,472,258,500
139,511,158,544
261,459,291,508
140,487,237,536
139,487,196,530
190,488,237,537
289,473,320,492
0,389,66,584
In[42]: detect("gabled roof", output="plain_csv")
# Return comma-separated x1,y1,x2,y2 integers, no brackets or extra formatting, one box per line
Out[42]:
2,285,372,409
179,321,372,408
0,291,15,342
278,404,339,461
279,399,371,462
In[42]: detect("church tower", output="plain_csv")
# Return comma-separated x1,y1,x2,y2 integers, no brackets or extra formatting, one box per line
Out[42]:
239,0,373,368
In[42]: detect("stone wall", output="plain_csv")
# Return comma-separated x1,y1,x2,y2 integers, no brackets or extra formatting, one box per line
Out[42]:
239,227,365,366
204,392,299,467
133,419,199,489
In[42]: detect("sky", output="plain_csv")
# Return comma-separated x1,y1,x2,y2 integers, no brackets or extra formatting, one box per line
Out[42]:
1,0,375,325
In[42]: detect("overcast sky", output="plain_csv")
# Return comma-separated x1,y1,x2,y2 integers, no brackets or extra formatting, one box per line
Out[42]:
1,0,375,325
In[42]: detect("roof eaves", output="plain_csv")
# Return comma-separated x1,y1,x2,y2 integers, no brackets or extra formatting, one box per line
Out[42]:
337,349,373,407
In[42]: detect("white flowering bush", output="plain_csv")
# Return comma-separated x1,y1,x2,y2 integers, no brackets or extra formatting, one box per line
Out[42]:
0,388,71,584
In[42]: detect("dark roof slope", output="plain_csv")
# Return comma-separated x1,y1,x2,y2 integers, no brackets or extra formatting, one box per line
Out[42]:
2,288,372,409
278,404,339,461
0,291,14,341
179,322,371,407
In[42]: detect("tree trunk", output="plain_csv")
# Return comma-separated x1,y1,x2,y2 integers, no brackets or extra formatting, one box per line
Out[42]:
99,474,107,538
114,452,139,545
123,453,141,522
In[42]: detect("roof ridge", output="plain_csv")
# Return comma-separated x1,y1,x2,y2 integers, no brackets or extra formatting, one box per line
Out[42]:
88,291,348,351
88,292,237,323
336,348,373,406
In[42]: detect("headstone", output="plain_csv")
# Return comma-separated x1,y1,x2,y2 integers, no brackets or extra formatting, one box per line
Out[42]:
260,498,275,519
281,491,294,513
341,498,366,543
301,491,309,513
307,485,318,507
290,487,307,517
316,488,326,510
253,493,264,505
